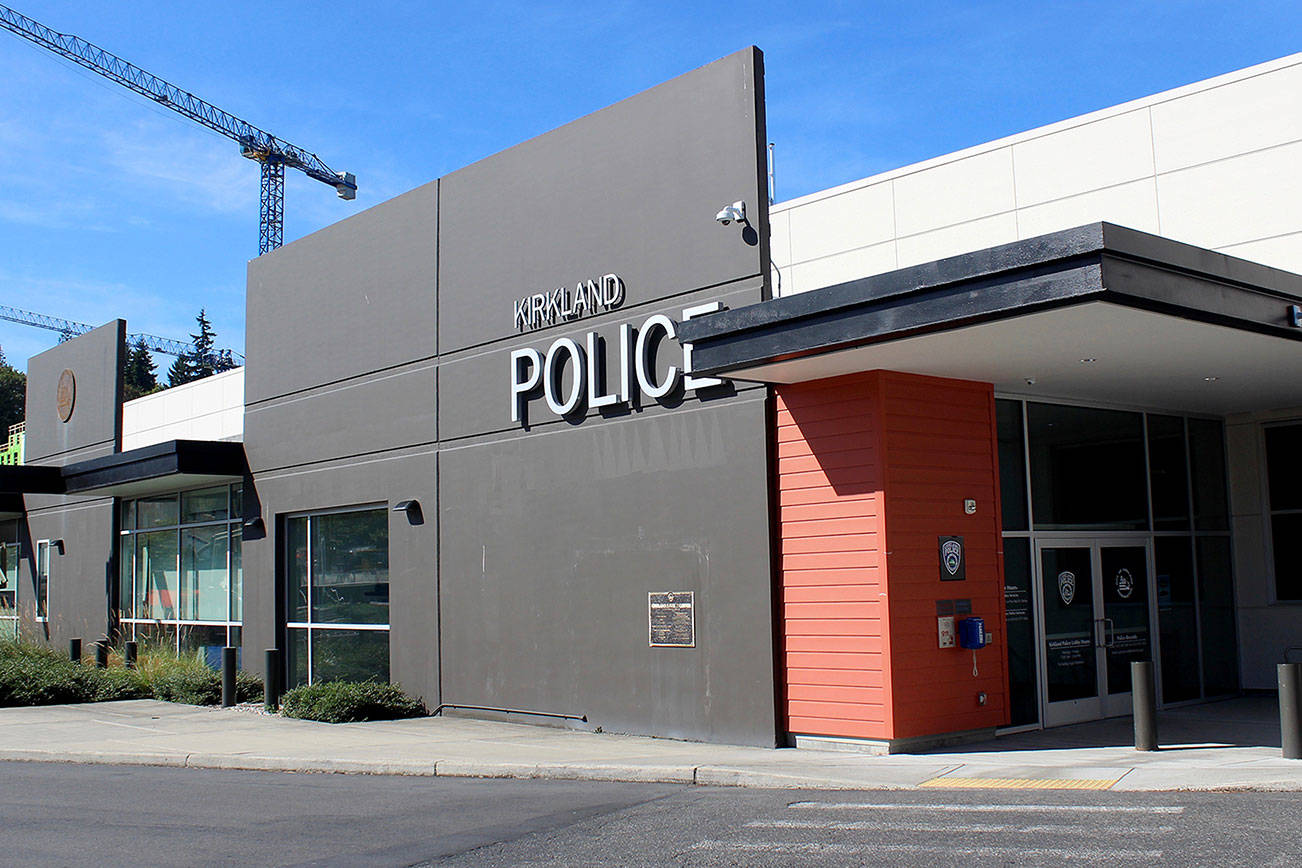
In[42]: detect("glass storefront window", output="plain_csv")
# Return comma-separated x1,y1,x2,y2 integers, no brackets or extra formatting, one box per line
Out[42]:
1196,536,1239,696
0,523,18,640
997,400,1028,531
136,530,179,621
1002,538,1037,726
1147,415,1191,531
310,510,389,625
182,486,229,524
1188,419,1229,531
182,526,229,621
119,483,244,656
1264,423,1302,601
1027,403,1148,530
999,399,1237,723
136,494,179,529
1155,537,1200,704
285,506,390,687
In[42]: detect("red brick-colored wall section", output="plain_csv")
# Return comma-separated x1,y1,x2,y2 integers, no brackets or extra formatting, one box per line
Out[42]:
776,373,892,740
878,371,1008,739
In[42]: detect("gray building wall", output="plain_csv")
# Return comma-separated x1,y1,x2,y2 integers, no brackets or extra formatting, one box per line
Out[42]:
20,321,123,645
244,47,779,744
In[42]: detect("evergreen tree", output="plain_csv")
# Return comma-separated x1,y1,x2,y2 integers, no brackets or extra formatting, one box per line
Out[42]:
122,338,159,401
168,309,236,386
0,348,26,436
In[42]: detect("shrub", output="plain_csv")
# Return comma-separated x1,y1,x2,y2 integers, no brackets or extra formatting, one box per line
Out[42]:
0,640,260,707
142,650,263,706
0,641,97,706
280,681,426,723
91,666,151,702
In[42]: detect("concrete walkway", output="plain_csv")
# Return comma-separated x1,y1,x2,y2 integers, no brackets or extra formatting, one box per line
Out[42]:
0,696,1297,791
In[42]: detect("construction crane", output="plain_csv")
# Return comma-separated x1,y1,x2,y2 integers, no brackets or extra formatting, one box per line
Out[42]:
0,304,242,361
0,4,357,254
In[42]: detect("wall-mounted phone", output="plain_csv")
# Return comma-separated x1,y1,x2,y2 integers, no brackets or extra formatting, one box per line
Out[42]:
958,616,986,650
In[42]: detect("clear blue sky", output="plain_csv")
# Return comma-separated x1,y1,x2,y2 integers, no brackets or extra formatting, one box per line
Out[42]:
1,1,1298,370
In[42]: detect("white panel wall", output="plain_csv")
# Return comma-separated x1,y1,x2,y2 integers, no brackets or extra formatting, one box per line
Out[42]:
121,367,244,450
1226,407,1302,691
775,53,1302,295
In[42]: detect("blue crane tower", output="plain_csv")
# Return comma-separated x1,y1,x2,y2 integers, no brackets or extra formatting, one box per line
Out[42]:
0,4,357,254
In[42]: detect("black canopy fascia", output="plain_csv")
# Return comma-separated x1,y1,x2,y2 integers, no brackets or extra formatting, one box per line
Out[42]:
677,222,1302,378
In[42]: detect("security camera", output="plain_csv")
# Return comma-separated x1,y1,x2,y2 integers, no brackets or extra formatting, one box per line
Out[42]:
715,200,746,226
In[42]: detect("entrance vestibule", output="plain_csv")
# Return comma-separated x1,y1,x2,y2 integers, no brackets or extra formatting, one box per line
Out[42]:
998,399,1237,732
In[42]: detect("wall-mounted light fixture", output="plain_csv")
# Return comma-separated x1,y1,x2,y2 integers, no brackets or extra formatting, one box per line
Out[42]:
243,516,265,533
52,539,66,555
393,499,423,525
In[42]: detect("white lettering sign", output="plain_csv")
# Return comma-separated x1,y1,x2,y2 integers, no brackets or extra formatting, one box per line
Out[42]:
509,303,723,423
514,273,625,331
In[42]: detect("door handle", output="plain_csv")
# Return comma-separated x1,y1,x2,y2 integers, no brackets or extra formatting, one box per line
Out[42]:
1095,618,1106,648
1104,618,1115,648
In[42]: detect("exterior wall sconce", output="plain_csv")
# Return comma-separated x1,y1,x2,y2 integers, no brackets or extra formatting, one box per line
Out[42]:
243,516,265,533
393,500,423,525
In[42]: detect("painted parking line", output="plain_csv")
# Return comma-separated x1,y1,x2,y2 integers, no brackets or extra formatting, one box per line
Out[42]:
748,819,1176,834
788,802,1185,813
691,841,1164,860
917,775,1123,790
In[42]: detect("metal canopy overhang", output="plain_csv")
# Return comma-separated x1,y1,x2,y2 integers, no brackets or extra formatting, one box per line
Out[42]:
60,440,247,498
0,464,65,496
678,222,1302,415
0,491,24,519
9,440,250,500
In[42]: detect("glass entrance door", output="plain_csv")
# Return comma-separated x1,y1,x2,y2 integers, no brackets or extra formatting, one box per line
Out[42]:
1037,539,1155,726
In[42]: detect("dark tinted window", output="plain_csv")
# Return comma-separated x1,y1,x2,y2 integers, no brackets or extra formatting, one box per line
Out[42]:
1155,537,1200,703
1147,415,1190,531
1188,419,1229,531
997,400,1028,531
1028,403,1147,530
1197,536,1238,696
1002,538,1037,726
1265,424,1302,511
1265,423,1302,600
1270,513,1302,601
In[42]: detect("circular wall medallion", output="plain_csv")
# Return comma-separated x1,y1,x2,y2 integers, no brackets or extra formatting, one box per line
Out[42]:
56,369,76,423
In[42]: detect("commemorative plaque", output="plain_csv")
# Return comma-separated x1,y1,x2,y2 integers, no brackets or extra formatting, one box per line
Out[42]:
649,591,695,647
56,369,76,423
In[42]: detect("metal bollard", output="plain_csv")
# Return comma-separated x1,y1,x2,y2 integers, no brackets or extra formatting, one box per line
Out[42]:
94,640,109,669
221,646,237,707
264,648,281,710
124,640,138,669
1132,660,1158,751
68,638,81,663
1280,663,1301,760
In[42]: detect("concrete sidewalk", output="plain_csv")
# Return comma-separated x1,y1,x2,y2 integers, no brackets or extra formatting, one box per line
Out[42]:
0,696,1298,791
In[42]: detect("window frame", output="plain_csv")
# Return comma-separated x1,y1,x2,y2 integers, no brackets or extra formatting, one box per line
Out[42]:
283,503,391,686
35,538,51,622
1262,419,1302,605
118,483,245,652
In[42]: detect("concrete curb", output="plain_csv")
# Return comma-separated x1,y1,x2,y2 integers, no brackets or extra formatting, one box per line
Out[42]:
2,749,1298,791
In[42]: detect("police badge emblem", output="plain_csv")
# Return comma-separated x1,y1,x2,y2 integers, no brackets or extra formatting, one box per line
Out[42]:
1058,570,1076,606
1115,568,1134,599
942,540,962,576
938,535,965,581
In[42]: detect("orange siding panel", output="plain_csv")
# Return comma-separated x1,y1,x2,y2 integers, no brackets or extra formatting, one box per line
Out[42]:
777,373,893,740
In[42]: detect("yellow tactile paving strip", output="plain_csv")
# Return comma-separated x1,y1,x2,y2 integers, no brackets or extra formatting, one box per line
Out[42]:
918,775,1122,790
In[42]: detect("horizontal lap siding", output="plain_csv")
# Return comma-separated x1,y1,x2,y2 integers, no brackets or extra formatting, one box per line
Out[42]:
878,372,1008,740
776,373,890,741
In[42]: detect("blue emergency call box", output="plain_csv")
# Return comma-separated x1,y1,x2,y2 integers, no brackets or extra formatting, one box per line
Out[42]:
958,616,986,649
